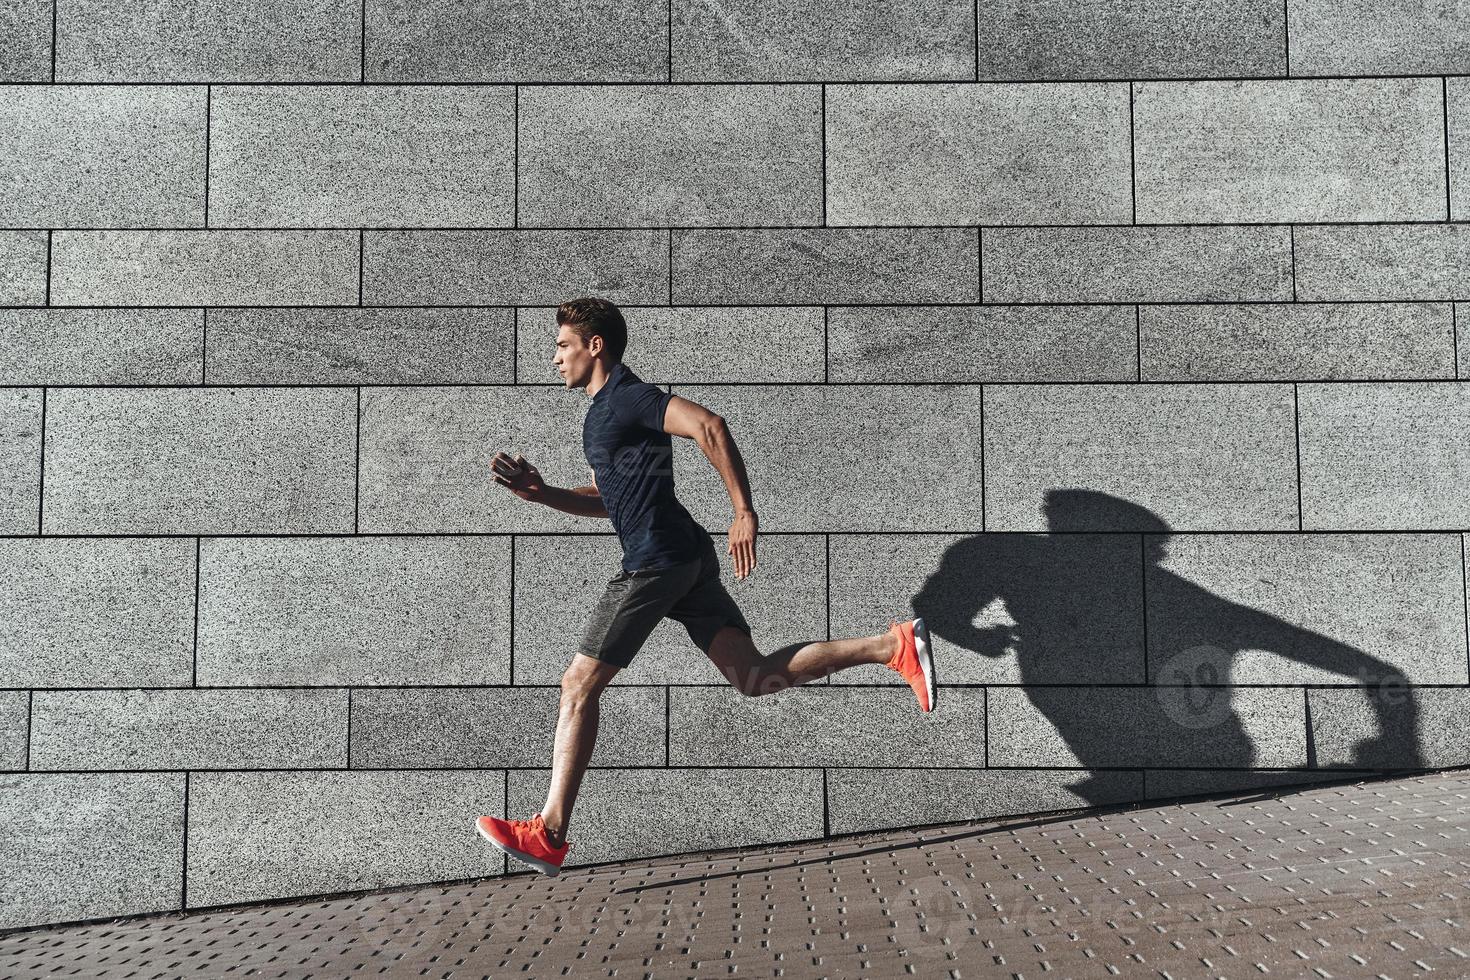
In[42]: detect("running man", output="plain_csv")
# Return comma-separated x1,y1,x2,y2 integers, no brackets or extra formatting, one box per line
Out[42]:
473,296,935,876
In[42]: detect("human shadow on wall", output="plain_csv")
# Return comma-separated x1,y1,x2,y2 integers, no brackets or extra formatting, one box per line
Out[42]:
910,489,1426,805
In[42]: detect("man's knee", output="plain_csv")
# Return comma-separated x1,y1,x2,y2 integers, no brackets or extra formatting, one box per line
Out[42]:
561,652,620,700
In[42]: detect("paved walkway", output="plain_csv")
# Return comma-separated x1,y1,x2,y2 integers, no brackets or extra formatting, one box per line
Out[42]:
4,768,1468,979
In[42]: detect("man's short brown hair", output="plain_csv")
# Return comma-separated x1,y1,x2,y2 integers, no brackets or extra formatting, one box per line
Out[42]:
556,297,627,363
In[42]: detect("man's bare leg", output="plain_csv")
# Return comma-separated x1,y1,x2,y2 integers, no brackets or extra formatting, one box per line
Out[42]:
704,624,901,696
539,652,622,848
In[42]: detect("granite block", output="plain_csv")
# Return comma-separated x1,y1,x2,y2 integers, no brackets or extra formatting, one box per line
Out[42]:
56,0,361,82
0,388,42,534
1298,382,1470,530
988,685,1307,767
350,686,663,767
209,85,515,227
673,0,974,82
1289,0,1470,75
1134,78,1446,222
518,84,823,227
42,387,356,534
673,227,979,305
364,230,668,306
669,383,985,531
0,536,195,688
0,309,202,385
1140,302,1455,381
197,535,512,686
206,307,515,384
983,384,1299,531
367,0,667,82
0,772,185,930
982,225,1293,303
828,304,1137,382
668,686,985,767
0,0,51,81
1146,532,1468,686
1294,224,1470,301
826,82,1132,225
0,231,47,306
0,85,206,227
29,688,348,770
1309,687,1470,769
186,769,505,907
51,230,360,306
828,532,1146,685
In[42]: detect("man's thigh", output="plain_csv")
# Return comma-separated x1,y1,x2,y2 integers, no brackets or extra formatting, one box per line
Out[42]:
576,567,694,669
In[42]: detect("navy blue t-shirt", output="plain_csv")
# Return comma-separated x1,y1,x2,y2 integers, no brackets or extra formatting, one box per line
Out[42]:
583,361,706,573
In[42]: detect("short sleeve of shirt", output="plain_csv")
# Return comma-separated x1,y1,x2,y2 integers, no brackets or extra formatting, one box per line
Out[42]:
616,380,673,433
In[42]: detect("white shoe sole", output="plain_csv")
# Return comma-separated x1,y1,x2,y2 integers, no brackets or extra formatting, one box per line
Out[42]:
914,616,936,711
474,817,563,876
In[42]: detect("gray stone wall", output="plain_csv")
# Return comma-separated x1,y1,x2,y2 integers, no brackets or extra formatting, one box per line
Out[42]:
3,0,1469,931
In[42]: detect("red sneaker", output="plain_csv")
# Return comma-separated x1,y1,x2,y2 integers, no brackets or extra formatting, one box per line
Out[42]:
885,617,936,712
474,812,571,876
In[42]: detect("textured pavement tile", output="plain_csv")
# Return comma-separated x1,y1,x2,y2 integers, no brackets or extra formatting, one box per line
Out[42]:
827,532,1146,685
1295,223,1470,300
1298,382,1470,530
507,767,824,867
1310,687,1470,769
0,692,25,771
0,537,194,689
670,383,984,531
827,768,1143,834
351,686,663,768
0,0,50,81
1135,78,1447,222
364,230,668,306
186,770,505,908
209,85,515,228
673,227,979,304
668,687,985,767
989,685,1308,767
826,82,1131,225
56,0,361,82
1139,302,1455,380
983,384,1299,532
0,773,185,931
0,231,47,307
828,304,1136,382
517,305,826,384
977,0,1285,79
519,85,823,227
0,309,202,386
197,536,512,686
0,388,42,534
366,0,667,82
0,86,206,228
1290,0,1470,75
982,225,1293,303
357,386,610,533
672,0,973,82
1146,532,1468,685
206,308,515,384
41,387,356,534
512,532,825,686
29,689,348,770
51,230,360,306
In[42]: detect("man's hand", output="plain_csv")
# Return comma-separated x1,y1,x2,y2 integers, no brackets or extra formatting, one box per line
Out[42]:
490,452,545,501
728,510,758,579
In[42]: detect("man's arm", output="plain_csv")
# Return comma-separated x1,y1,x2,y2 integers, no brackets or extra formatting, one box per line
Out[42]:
662,396,754,515
533,484,609,518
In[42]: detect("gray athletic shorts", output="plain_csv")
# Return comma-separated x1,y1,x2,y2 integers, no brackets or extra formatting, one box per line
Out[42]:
576,530,752,669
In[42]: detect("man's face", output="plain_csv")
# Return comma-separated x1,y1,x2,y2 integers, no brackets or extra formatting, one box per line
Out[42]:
553,323,597,389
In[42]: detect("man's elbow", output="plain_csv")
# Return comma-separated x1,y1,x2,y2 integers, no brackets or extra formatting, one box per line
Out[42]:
697,415,728,446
